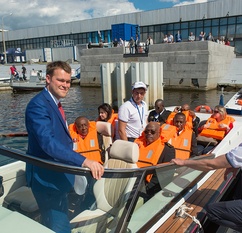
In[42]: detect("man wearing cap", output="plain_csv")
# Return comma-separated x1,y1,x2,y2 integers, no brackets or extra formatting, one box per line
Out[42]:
118,81,148,142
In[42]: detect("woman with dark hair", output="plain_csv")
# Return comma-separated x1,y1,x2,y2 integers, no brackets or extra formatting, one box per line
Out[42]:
97,103,118,139
97,103,113,122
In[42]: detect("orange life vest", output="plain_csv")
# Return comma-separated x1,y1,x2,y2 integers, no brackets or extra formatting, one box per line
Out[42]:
136,123,177,145
160,124,177,143
68,121,103,163
166,111,193,129
237,99,242,105
135,138,165,182
108,112,118,126
170,129,193,159
108,112,118,138
199,116,235,140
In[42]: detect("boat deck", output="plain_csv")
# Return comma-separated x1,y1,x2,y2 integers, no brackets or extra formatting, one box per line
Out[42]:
156,168,239,233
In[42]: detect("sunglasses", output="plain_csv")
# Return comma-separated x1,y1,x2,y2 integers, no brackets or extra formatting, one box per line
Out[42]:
144,130,156,135
213,110,220,114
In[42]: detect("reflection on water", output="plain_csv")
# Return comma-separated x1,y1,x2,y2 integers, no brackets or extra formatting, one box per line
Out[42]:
0,86,237,149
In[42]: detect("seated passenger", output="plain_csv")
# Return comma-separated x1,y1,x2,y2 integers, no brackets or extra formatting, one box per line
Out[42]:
170,112,198,159
135,122,175,195
97,103,118,140
147,99,171,125
69,116,105,164
166,103,200,135
197,105,235,155
135,122,175,167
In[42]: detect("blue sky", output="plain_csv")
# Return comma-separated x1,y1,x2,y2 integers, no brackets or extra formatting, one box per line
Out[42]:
1,0,209,30
131,0,174,11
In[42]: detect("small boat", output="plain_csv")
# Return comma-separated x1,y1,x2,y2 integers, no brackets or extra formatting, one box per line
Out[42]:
0,109,242,232
10,70,46,93
224,88,242,115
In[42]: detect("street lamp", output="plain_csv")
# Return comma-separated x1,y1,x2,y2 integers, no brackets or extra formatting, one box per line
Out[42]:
1,13,12,64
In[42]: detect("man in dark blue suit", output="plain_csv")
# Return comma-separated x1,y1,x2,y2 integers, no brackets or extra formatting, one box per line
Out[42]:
25,61,104,233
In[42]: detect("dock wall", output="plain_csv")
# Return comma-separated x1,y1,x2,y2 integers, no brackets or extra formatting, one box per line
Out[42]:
77,41,235,91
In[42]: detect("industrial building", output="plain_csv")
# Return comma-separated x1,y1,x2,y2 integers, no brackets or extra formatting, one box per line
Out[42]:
0,0,242,63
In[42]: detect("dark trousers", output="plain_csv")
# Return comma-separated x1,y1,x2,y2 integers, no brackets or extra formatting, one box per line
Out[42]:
205,171,242,232
206,200,242,232
31,178,71,233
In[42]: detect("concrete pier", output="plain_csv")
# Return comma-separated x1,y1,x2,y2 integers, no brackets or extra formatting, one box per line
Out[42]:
77,41,235,91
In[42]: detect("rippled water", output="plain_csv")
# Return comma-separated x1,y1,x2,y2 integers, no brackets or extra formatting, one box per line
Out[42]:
0,86,237,149
0,86,102,134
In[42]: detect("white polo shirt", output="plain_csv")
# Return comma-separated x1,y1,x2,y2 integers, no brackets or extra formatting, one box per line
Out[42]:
226,143,242,168
118,98,148,138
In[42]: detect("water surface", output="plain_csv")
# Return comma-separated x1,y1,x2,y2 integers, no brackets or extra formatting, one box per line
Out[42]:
0,86,237,149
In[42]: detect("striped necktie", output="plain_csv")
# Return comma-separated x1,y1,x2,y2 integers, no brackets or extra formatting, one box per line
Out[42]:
58,102,66,121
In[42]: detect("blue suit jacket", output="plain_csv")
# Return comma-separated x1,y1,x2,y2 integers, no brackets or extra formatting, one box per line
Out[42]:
25,89,85,192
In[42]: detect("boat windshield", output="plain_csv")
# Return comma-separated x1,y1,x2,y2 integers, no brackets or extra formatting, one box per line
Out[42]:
0,144,214,233
0,136,27,166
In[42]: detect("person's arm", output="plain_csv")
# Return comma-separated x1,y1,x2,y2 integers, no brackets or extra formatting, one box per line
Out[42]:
118,119,128,141
171,154,231,171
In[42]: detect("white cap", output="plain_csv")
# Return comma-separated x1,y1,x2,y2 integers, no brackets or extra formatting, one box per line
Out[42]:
132,81,147,91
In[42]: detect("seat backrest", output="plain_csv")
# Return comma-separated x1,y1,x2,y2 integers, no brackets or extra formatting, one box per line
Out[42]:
96,121,113,162
96,121,112,137
105,139,138,168
96,121,113,147
94,140,139,212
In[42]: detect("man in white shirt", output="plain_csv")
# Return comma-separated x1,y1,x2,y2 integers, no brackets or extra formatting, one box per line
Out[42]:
118,81,148,142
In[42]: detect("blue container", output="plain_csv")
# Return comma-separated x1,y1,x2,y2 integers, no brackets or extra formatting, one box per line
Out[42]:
111,23,139,41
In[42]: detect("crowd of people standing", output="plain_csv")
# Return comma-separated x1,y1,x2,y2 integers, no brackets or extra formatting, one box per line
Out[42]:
111,31,230,55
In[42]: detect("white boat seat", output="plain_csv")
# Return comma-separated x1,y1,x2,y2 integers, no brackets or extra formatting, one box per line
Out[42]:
96,121,113,162
0,206,54,233
3,186,40,220
70,139,139,233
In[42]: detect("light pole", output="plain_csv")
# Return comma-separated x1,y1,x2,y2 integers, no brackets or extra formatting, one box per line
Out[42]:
1,13,12,64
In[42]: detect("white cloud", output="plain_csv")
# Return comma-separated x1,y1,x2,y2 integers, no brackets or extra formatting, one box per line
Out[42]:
174,0,208,7
159,0,217,6
1,0,140,30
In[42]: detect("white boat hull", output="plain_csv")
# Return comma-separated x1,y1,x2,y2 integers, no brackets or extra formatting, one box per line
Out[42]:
225,89,242,115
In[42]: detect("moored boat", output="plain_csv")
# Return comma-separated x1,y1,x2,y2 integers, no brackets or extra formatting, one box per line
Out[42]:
0,109,242,232
10,70,46,93
224,88,242,115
